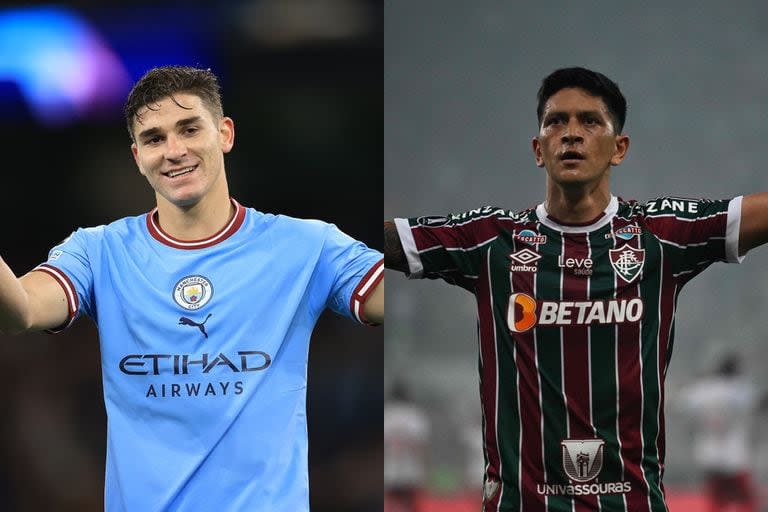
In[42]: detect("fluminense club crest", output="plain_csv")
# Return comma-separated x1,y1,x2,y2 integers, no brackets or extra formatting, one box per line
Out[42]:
609,246,645,283
173,275,214,310
561,438,605,482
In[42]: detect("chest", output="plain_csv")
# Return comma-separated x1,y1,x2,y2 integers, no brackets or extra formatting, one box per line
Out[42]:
488,225,662,301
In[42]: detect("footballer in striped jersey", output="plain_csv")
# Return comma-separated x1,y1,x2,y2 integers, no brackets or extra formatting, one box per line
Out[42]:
384,67,768,512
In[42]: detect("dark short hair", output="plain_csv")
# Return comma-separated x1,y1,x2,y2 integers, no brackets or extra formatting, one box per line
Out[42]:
124,65,224,141
536,67,627,134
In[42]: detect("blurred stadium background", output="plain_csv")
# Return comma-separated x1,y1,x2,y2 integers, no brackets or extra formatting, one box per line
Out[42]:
0,1,381,511
385,1,768,510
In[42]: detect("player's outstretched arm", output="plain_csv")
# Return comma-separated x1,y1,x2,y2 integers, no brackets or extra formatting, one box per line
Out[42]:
384,221,408,273
739,193,768,256
0,257,69,334
363,279,384,324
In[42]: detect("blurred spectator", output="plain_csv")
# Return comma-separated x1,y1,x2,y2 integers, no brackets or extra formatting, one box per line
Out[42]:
385,381,430,512
678,352,765,512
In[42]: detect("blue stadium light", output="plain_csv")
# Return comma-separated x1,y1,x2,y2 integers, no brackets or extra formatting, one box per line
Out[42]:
0,6,131,125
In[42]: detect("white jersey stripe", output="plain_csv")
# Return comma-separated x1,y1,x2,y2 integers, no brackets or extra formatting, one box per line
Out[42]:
487,248,503,512
350,259,384,325
726,196,744,263
394,217,424,278
32,264,78,332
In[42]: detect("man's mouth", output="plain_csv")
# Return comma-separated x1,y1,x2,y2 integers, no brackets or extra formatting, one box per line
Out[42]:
164,165,197,178
560,151,585,161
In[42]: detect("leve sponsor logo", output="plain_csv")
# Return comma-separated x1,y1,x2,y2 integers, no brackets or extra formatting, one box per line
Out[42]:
507,293,644,333
557,255,593,276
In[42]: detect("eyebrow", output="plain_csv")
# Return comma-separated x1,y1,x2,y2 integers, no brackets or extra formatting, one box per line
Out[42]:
137,116,204,140
544,110,604,119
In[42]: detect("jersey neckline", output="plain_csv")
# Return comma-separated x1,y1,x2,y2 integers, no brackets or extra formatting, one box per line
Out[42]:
146,198,246,249
535,195,618,233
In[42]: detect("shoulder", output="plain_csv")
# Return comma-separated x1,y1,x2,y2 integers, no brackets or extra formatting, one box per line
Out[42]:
87,213,149,241
273,213,334,235
249,210,346,243
413,205,533,227
58,212,154,248
641,196,715,217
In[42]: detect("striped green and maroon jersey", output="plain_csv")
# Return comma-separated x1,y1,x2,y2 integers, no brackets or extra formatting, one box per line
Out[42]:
394,195,743,512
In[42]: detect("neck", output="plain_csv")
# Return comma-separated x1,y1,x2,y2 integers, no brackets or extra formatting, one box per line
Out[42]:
155,191,234,241
544,182,612,224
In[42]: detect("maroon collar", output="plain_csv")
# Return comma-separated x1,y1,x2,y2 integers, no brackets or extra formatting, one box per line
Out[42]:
146,198,246,249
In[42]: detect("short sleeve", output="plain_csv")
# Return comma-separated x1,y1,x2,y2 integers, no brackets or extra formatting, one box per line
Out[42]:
394,207,509,291
321,224,383,325
643,196,741,284
32,228,97,332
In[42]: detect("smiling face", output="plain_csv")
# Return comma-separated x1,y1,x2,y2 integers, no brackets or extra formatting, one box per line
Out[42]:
532,87,628,192
130,93,234,209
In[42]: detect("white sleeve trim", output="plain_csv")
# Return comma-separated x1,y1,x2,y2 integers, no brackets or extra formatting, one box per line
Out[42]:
725,195,744,263
393,218,424,279
32,264,78,332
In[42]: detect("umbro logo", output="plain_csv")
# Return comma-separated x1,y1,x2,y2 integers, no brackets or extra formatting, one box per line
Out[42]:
508,248,541,272
179,313,212,338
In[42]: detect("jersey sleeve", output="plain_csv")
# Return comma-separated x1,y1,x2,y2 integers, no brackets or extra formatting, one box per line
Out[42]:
394,208,505,290
320,224,383,326
643,196,742,283
31,228,97,332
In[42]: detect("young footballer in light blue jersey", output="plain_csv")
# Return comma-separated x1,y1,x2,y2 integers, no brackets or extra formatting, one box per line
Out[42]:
0,66,384,512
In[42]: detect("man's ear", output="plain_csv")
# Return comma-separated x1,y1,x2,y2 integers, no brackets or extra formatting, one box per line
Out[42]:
131,143,146,176
220,117,235,153
610,134,630,166
532,137,545,167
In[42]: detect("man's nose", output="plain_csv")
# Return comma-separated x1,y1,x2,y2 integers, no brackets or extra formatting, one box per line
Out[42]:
165,134,187,159
561,121,584,144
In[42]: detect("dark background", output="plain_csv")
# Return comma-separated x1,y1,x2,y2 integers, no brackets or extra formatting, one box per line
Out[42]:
0,1,381,510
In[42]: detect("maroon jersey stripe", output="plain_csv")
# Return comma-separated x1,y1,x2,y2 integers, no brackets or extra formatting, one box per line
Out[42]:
644,211,727,245
477,251,502,511
560,233,599,512
411,217,501,252
614,220,651,512
146,198,245,249
654,253,678,501
511,251,546,511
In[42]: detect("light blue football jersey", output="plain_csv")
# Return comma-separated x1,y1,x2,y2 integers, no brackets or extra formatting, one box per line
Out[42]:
34,199,383,512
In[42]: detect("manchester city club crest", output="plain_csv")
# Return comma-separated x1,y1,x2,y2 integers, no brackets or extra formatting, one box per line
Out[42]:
609,246,645,283
561,438,605,482
173,275,214,310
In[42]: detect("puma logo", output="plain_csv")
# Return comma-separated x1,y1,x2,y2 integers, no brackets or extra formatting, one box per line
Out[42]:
179,313,212,338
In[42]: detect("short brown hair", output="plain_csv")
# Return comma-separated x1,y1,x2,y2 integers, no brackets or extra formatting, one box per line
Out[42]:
124,65,224,141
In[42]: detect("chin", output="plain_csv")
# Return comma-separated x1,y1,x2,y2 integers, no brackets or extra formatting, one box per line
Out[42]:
163,191,203,209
